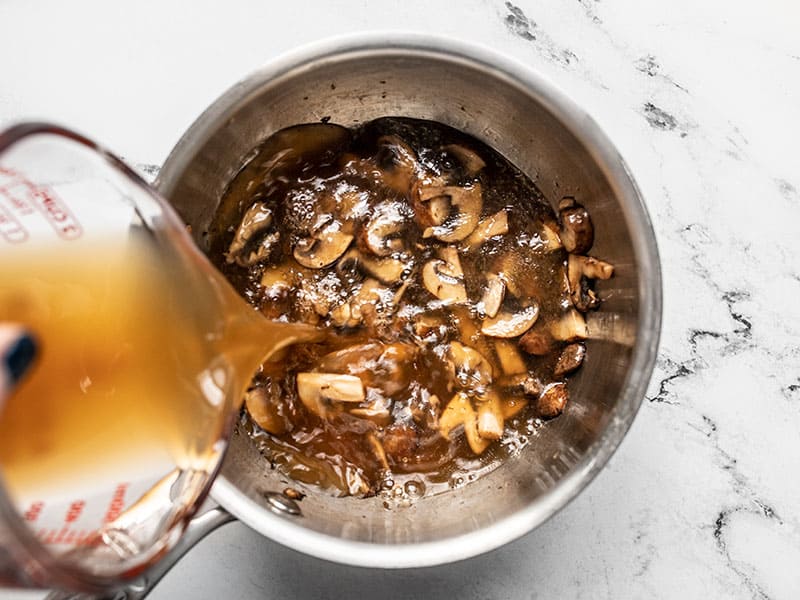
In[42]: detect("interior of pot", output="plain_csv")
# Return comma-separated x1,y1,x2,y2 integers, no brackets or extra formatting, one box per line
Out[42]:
156,42,659,562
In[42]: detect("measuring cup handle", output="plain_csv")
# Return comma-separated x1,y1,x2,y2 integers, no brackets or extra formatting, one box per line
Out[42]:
44,500,235,600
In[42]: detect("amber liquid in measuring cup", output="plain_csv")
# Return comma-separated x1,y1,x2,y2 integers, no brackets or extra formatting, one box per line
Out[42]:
0,155,318,579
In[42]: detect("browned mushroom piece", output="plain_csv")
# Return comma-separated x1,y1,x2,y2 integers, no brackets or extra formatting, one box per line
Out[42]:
537,382,569,418
294,224,354,269
476,390,504,440
551,309,588,342
382,422,421,464
260,266,293,297
479,273,506,319
361,201,408,257
438,392,490,455
493,339,527,375
418,184,483,242
481,303,539,338
422,247,467,304
554,343,586,377
462,209,509,251
558,197,594,254
296,372,366,418
447,341,493,393
567,254,615,310
244,387,289,435
375,135,420,195
367,432,391,471
227,202,280,267
441,144,486,177
412,312,448,341
540,220,563,251
337,248,409,286
519,327,555,356
498,373,543,397
501,396,529,419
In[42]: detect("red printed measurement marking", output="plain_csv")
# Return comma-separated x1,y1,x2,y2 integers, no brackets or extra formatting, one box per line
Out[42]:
103,483,129,524
0,200,27,243
65,500,86,523
0,166,83,241
23,501,44,522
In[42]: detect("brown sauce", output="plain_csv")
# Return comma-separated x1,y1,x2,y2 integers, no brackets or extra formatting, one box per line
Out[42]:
208,117,608,497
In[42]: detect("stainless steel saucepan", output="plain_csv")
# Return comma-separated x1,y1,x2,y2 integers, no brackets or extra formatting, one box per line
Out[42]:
146,32,660,590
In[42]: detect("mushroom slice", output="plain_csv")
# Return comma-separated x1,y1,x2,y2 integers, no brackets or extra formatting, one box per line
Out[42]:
296,373,365,418
442,144,486,177
559,198,594,254
476,390,504,440
551,309,588,342
226,202,274,264
478,274,506,319
260,266,293,297
428,196,451,226
375,135,419,195
419,184,483,242
338,248,408,285
422,248,467,304
481,304,539,338
367,432,390,471
439,393,491,454
351,401,392,427
362,202,407,256
501,396,529,419
234,232,281,268
494,340,527,375
519,328,554,356
554,343,586,377
245,387,288,435
462,210,509,251
293,226,354,269
498,373,543,397
537,382,569,418
540,221,563,251
448,341,493,390
439,391,472,439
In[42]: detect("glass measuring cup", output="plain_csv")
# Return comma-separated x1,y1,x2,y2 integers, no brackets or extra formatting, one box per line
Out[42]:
0,123,315,594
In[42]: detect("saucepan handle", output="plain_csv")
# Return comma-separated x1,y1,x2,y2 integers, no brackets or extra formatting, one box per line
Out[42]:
45,501,236,600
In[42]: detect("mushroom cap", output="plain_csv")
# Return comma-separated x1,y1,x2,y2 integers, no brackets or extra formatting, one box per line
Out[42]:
422,249,467,304
296,372,366,418
362,201,408,257
537,382,569,418
338,248,408,285
558,198,594,254
419,184,483,242
441,144,486,177
462,209,509,251
481,304,540,338
293,227,354,269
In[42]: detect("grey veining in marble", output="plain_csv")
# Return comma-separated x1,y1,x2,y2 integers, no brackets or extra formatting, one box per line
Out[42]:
0,0,798,598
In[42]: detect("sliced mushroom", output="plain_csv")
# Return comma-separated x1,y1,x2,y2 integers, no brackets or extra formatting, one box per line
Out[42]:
428,195,451,226
439,391,472,439
442,144,486,177
462,209,509,250
413,312,448,340
338,248,408,285
234,232,281,267
293,226,354,269
498,373,543,397
479,274,506,318
519,328,554,356
260,266,293,297
375,135,419,195
540,221,563,251
559,198,594,254
226,202,275,265
419,184,483,242
551,309,588,342
438,392,490,454
422,247,467,304
554,343,586,377
350,400,392,427
481,304,539,338
501,396,529,419
296,372,365,418
244,387,288,435
361,202,407,256
494,339,527,375
367,432,390,471
537,382,569,418
476,390,504,440
448,341,493,391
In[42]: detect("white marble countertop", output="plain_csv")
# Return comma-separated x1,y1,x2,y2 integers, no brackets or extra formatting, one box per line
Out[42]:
1,0,799,598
